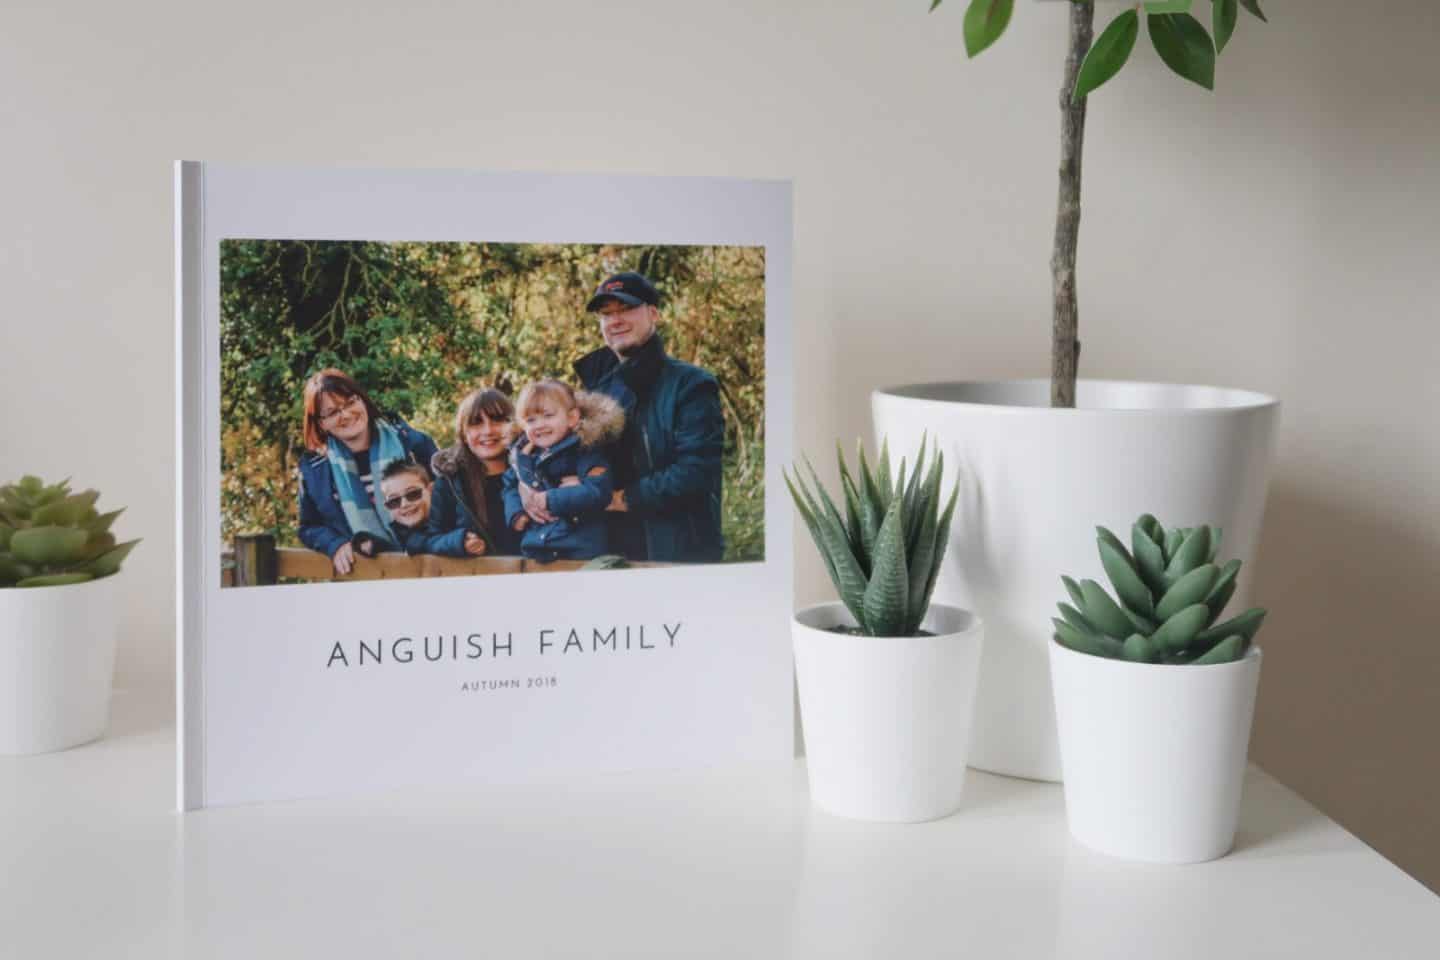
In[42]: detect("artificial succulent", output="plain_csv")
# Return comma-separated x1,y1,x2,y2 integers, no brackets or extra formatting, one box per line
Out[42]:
1054,513,1265,665
0,476,139,588
787,437,958,637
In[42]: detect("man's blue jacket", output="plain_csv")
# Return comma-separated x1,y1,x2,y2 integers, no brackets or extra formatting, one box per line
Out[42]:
573,334,725,563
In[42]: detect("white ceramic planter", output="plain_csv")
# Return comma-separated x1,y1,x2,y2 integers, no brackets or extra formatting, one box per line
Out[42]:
1050,639,1262,863
872,379,1277,782
0,575,120,755
793,602,983,822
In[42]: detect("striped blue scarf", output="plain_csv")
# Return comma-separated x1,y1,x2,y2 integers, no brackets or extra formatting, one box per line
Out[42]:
326,418,408,546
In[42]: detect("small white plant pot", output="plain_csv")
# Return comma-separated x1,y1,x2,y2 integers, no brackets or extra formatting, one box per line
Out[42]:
1050,639,1262,864
793,601,984,823
0,575,121,755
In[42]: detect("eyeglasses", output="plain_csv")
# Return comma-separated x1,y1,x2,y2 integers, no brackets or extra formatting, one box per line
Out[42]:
383,488,426,511
317,396,364,426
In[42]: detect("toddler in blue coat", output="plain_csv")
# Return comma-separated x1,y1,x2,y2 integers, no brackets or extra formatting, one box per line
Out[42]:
502,379,624,562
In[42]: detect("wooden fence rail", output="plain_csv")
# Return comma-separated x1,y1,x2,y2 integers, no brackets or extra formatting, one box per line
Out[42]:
223,533,653,587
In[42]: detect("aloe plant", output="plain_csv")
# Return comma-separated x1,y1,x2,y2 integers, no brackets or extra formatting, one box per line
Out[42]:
0,476,139,588
1054,513,1265,665
787,438,959,637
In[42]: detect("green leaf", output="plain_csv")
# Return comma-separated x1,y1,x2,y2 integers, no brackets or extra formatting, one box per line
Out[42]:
1204,558,1242,623
1054,619,1124,660
1074,9,1139,101
902,438,931,549
1122,633,1161,663
802,456,849,545
904,458,944,634
1193,635,1247,664
1122,606,1159,637
1164,525,1212,584
81,539,139,578
1213,0,1237,54
1078,579,1133,639
1196,607,1267,647
1149,12,1216,91
32,498,89,527
875,437,893,513
35,484,68,506
1131,523,1168,595
1239,0,1266,23
863,495,910,636
791,469,871,629
1058,602,1096,634
1061,575,1086,609
834,446,867,563
856,441,886,548
79,532,117,562
918,480,960,622
9,526,89,566
1155,563,1219,622
1162,526,1185,564
787,470,841,596
1151,603,1212,657
930,0,942,11
1097,526,1154,617
963,0,1014,59
1144,0,1192,13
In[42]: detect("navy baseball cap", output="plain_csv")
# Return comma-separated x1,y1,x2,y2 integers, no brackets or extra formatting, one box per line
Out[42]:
586,272,660,312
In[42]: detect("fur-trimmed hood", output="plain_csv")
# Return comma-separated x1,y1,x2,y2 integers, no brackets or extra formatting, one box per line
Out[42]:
513,389,626,454
431,443,465,478
571,389,625,448
431,441,507,479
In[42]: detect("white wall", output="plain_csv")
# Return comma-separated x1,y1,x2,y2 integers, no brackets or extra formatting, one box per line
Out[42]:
4,0,1437,889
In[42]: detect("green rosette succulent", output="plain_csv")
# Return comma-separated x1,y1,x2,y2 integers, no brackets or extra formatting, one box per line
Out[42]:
787,437,959,638
1054,513,1266,665
0,476,139,588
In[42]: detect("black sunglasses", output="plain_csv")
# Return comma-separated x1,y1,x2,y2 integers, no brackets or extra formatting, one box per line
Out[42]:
383,488,426,511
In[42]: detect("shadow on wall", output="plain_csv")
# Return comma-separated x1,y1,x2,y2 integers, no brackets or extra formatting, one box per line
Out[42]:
1250,481,1440,893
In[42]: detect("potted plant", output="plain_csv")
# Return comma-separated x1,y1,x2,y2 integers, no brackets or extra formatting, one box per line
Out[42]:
872,0,1279,780
0,476,140,755
1050,514,1265,863
786,438,984,822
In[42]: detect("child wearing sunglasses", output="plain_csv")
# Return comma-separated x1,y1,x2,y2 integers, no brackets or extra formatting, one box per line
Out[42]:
352,460,482,559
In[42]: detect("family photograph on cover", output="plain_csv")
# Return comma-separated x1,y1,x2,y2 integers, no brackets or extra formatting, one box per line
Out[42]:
220,241,765,587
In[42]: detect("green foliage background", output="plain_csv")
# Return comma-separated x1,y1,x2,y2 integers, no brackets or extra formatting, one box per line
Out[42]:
220,240,766,563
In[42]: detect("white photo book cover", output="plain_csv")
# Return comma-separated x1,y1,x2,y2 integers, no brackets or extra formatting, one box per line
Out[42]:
176,164,793,809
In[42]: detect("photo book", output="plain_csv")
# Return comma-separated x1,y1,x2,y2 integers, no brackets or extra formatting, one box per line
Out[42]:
176,164,793,809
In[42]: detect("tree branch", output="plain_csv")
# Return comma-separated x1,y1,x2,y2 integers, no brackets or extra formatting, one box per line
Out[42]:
1051,0,1095,409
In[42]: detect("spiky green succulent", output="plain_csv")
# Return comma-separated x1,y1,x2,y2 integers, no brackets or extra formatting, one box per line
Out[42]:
1054,513,1265,665
0,476,139,588
786,437,959,638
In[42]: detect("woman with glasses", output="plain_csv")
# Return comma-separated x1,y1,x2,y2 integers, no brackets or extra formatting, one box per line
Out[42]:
297,368,440,576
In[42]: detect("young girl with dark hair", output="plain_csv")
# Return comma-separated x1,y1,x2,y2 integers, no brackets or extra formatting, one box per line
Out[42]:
427,387,522,557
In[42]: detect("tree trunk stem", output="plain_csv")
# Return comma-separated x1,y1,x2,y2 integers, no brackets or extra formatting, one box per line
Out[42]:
1051,1,1095,409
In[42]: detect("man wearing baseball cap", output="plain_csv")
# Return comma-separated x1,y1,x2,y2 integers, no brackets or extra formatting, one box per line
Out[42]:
565,271,725,563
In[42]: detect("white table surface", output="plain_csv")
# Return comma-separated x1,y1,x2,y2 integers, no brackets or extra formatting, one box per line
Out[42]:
3,687,1438,959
